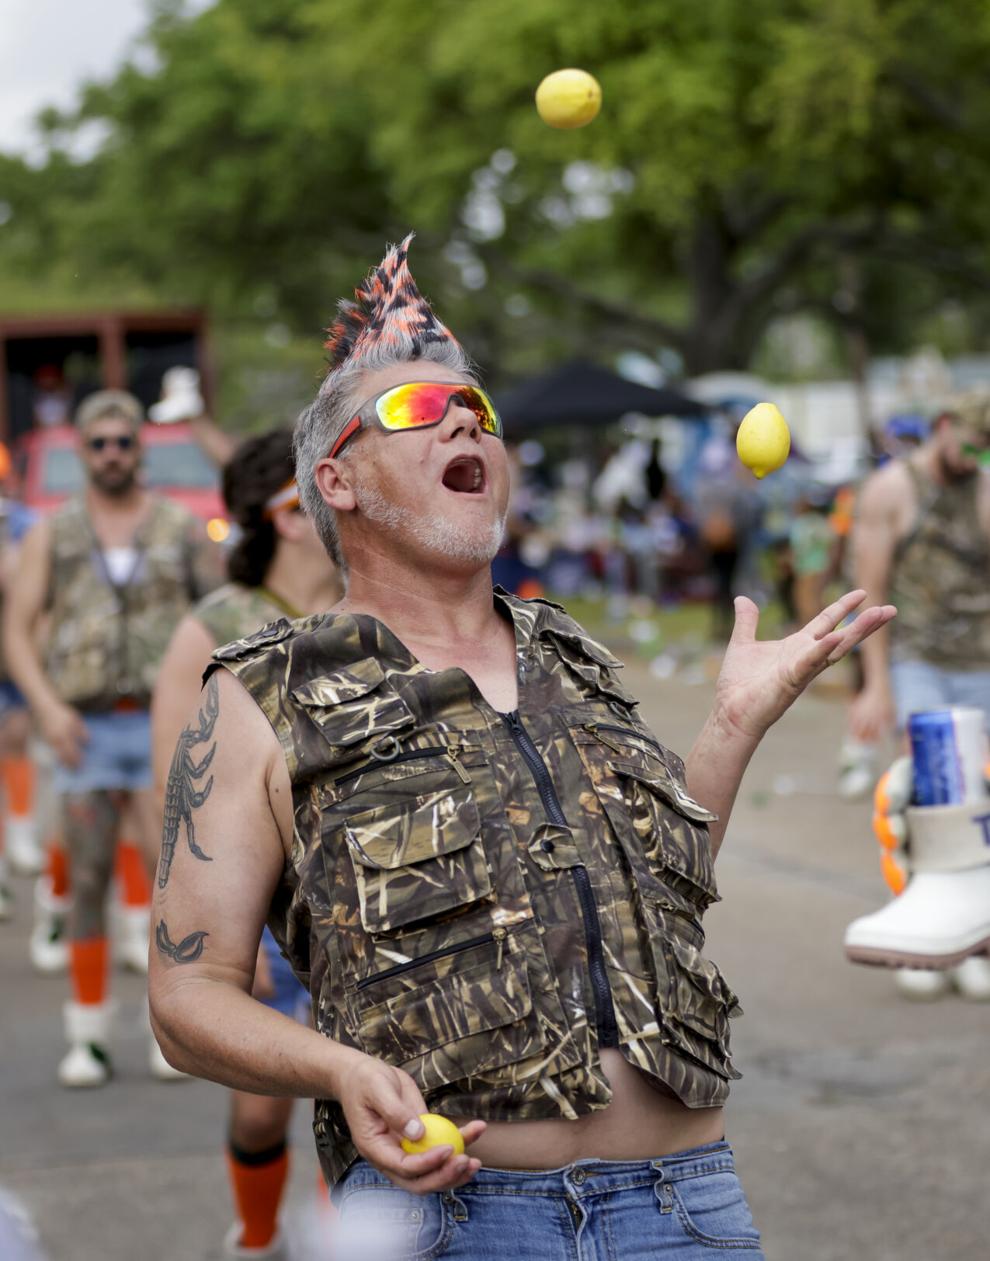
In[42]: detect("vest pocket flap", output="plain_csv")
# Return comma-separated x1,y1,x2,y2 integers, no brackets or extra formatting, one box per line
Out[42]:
543,631,636,705
542,626,623,669
610,762,717,824
344,793,482,870
355,956,534,1066
292,659,388,708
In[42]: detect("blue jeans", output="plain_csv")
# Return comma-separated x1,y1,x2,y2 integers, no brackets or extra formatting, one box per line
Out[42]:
51,709,152,794
332,1141,764,1259
890,660,990,731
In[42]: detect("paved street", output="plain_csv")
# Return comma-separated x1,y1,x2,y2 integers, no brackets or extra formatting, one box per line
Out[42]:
1,659,988,1260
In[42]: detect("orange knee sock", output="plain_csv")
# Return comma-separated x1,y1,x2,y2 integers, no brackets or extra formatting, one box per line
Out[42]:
70,937,108,1006
50,844,70,899
115,839,151,907
3,757,34,818
226,1140,290,1249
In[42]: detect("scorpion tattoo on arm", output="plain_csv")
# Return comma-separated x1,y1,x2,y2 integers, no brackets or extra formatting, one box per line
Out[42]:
158,674,220,889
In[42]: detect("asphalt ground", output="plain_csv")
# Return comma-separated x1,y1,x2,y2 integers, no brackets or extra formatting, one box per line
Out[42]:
1,661,988,1260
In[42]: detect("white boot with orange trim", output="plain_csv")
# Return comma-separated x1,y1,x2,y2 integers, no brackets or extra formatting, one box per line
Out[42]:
846,756,990,974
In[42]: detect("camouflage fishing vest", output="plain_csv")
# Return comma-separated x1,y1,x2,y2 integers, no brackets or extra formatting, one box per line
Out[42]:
212,591,741,1188
46,495,220,709
889,464,990,668
193,582,297,650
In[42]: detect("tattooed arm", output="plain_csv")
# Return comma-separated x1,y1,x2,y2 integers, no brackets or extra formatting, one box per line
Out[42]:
149,668,484,1193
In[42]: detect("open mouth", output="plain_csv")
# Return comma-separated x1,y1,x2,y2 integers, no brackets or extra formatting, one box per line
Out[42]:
441,455,486,495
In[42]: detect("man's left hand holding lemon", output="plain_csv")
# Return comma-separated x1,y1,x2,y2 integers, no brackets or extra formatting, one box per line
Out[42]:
335,1049,484,1193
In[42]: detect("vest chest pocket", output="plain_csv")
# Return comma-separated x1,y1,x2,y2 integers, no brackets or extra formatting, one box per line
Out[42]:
571,724,719,912
343,786,493,935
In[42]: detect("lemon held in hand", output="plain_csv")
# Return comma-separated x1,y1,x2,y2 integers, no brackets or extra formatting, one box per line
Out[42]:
401,1114,466,1156
535,69,602,129
736,403,791,479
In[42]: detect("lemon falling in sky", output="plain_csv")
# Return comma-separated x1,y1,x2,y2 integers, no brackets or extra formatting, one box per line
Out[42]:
400,1114,466,1156
535,69,602,129
736,403,791,479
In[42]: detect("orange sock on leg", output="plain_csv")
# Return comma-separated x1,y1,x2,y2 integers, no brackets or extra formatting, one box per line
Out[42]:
70,937,108,1006
115,839,151,907
227,1140,290,1250
3,757,34,819
49,844,70,899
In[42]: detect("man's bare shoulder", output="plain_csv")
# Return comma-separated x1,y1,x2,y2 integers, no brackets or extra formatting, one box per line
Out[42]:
857,459,916,530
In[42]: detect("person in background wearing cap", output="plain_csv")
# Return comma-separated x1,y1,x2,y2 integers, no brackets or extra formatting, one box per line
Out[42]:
151,428,341,1260
149,237,892,1260
3,389,224,1086
851,390,990,1000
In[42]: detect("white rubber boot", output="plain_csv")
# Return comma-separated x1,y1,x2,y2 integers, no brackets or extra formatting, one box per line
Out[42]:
951,954,990,1001
115,905,150,975
29,877,71,974
58,1001,112,1088
6,816,44,876
846,803,990,968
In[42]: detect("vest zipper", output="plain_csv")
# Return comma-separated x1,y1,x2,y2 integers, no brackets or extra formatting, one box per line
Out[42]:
335,745,471,788
355,925,509,991
502,710,619,1048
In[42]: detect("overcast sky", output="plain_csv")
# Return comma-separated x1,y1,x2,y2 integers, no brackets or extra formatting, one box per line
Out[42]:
0,0,210,157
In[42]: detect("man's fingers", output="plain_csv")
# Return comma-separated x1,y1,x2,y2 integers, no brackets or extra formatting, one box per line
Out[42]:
822,605,896,664
806,588,867,641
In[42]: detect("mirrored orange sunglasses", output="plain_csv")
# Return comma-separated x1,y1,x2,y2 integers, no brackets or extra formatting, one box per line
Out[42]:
328,381,502,460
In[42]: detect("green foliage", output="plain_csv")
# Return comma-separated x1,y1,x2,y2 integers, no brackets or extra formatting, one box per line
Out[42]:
4,0,990,395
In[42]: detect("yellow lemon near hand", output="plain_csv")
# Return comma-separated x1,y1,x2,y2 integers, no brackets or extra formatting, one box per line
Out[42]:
736,402,791,479
400,1114,465,1156
535,69,602,130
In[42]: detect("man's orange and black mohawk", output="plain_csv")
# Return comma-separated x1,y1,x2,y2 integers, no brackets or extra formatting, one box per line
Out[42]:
324,233,463,371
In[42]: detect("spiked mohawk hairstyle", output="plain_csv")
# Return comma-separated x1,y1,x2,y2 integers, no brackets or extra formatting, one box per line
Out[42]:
294,233,478,568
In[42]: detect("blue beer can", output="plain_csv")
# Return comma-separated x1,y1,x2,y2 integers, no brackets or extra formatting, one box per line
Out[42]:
909,707,988,806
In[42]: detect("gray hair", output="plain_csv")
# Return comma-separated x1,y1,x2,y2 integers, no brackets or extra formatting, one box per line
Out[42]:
293,339,479,569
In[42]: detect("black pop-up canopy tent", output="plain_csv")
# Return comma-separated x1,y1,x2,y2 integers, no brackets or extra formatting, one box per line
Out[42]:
496,359,708,435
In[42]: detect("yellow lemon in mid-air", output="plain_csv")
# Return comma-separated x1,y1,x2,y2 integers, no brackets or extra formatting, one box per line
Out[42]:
400,1114,466,1156
535,69,602,129
736,403,791,479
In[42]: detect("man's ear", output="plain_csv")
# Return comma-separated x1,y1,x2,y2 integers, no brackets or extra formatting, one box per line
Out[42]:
314,457,357,513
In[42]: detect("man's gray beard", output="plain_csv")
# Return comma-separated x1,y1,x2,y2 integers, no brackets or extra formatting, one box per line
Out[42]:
355,484,506,565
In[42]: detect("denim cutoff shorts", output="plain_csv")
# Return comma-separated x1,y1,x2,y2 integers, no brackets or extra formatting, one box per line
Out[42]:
890,659,990,731
332,1140,764,1260
52,710,152,795
259,926,309,1022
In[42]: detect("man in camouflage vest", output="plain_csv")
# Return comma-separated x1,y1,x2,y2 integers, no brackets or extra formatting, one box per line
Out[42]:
849,390,990,1001
149,237,892,1260
5,389,223,1088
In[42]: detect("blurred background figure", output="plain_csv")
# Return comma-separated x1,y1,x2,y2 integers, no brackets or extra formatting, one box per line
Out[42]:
30,366,71,430
851,390,990,1000
151,427,342,1260
3,389,224,1086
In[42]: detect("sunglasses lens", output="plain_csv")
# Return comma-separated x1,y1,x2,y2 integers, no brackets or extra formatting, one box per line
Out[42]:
377,384,501,437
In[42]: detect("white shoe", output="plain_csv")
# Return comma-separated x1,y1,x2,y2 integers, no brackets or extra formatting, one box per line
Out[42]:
149,367,204,424
837,740,878,801
30,877,70,974
951,955,990,1001
845,867,990,968
58,1001,112,1088
6,817,44,876
222,1223,288,1259
895,967,950,1001
115,905,150,974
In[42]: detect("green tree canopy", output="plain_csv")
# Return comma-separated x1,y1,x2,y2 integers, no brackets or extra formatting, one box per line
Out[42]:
4,0,990,380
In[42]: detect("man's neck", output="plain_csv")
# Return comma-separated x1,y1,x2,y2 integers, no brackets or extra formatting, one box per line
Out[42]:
85,485,147,518
335,554,501,652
